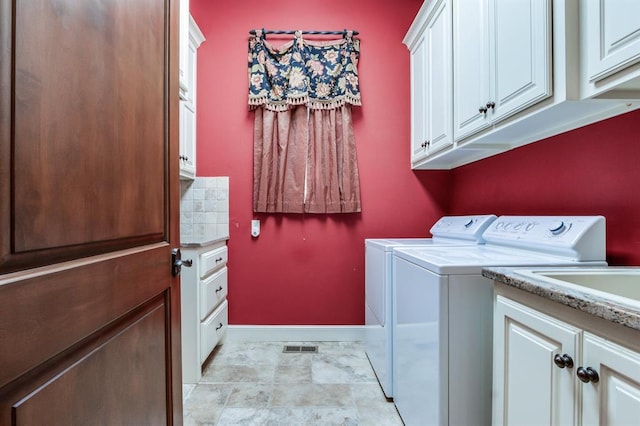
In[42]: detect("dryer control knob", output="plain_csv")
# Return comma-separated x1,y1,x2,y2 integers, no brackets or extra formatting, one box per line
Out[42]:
549,221,566,235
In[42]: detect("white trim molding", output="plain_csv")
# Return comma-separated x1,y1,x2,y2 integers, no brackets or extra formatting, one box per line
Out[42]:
226,325,365,342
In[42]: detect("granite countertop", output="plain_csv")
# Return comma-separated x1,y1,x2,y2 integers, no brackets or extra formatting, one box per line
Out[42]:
181,235,229,248
483,266,640,332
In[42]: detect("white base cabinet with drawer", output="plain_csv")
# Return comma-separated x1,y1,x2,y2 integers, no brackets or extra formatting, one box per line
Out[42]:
493,290,640,426
180,240,229,384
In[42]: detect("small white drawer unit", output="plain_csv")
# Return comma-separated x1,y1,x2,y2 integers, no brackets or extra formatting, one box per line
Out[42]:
180,240,229,383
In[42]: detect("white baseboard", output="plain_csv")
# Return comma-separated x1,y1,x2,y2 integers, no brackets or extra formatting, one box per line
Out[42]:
226,325,365,342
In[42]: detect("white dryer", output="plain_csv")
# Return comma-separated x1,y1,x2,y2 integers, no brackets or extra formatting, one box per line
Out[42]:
391,216,607,426
364,215,497,399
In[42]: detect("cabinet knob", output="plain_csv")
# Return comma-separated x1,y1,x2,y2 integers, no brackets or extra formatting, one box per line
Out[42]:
577,366,599,383
486,101,495,110
479,106,488,114
420,141,430,148
553,354,574,369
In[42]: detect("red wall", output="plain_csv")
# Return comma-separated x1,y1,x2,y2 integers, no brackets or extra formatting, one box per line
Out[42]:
190,0,449,325
450,109,640,266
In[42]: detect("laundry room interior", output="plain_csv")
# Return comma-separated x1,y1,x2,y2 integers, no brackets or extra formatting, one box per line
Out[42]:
177,0,640,423
3,0,640,424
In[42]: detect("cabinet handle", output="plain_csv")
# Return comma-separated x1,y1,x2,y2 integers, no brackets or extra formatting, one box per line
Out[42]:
479,106,488,114
553,354,574,369
215,286,223,293
486,101,495,110
420,141,430,148
215,257,224,263
576,366,599,383
215,323,223,331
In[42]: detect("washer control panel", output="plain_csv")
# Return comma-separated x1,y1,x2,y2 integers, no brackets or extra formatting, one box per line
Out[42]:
430,215,497,242
482,216,606,261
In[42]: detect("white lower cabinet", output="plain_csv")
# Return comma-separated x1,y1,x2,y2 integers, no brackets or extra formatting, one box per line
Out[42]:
581,332,640,426
493,294,640,426
181,241,229,384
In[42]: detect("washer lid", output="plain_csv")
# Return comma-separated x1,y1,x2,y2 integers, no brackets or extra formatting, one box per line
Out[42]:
393,245,605,275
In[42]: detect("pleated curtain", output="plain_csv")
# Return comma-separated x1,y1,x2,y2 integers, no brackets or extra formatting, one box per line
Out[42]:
248,30,362,213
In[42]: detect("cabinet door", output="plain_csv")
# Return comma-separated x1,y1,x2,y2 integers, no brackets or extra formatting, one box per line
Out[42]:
453,0,491,141
585,0,640,82
179,0,189,96
179,101,196,180
581,332,640,426
424,0,452,155
493,296,580,426
410,33,429,164
489,0,552,122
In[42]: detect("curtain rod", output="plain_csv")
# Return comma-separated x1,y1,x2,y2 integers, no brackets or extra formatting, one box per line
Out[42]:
249,29,359,36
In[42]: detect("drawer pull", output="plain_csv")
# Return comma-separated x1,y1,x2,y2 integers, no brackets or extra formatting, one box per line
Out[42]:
215,257,224,263
215,323,223,331
215,286,223,293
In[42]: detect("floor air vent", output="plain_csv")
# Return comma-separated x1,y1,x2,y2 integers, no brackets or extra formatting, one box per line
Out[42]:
283,345,318,353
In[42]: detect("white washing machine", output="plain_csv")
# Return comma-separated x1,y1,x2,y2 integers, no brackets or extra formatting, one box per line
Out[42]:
364,215,497,399
391,216,607,426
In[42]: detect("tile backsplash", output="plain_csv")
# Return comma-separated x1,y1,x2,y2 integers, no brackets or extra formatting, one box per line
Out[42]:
180,177,229,244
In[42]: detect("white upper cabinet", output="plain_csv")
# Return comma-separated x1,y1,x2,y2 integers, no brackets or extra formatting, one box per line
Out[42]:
179,16,205,181
453,0,490,140
454,0,551,141
408,0,640,170
405,0,453,166
581,0,640,98
489,0,552,121
179,0,190,97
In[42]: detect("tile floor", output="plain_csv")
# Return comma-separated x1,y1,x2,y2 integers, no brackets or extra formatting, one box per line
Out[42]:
183,341,404,425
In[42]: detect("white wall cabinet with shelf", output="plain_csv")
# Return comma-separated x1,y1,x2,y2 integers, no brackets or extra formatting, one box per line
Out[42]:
493,292,640,426
180,15,205,180
181,241,229,384
406,0,640,170
404,0,452,166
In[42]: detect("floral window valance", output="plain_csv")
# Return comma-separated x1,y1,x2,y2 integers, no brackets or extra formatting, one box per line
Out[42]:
248,30,361,111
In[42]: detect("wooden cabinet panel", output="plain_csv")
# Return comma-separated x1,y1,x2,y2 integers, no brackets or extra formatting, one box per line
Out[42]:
8,301,167,425
0,0,182,423
12,0,165,255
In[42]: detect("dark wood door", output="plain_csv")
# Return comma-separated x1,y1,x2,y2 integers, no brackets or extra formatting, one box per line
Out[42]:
0,0,183,424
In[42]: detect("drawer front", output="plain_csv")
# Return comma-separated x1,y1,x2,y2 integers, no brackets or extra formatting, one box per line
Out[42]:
200,245,228,278
200,266,228,320
200,300,228,363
